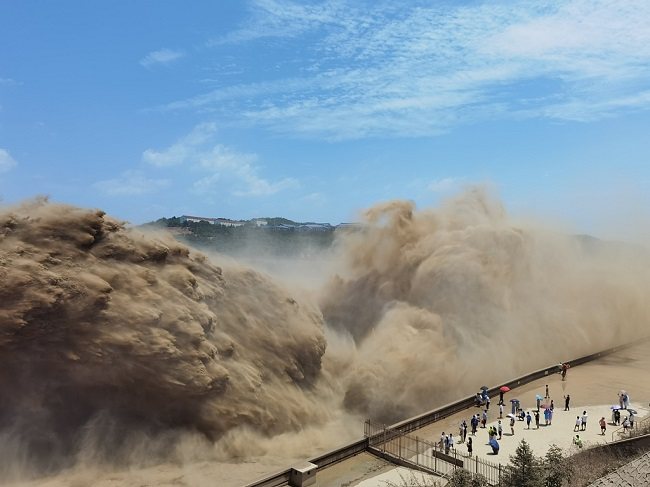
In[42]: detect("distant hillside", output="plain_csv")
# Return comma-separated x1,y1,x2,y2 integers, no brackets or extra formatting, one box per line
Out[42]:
141,215,358,257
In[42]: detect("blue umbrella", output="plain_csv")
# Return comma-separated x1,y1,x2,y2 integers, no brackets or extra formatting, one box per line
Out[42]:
510,398,519,402
536,394,543,400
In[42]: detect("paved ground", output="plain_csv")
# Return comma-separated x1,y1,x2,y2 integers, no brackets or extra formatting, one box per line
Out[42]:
318,340,650,486
589,451,650,486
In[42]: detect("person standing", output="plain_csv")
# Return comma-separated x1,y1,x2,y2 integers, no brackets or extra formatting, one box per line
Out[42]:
526,412,532,429
471,415,478,435
497,420,503,440
581,411,588,431
544,408,550,425
574,416,581,432
599,417,607,435
449,433,454,452
482,410,488,428
499,402,504,419
509,416,515,435
550,399,555,411
499,390,504,405
534,410,540,429
486,396,491,410
467,437,473,457
440,432,445,450
462,420,468,443
444,434,450,455
564,394,571,411
629,412,635,429
622,417,630,433
545,384,550,398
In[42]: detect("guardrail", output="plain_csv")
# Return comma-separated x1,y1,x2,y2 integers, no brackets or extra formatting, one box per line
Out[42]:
242,439,368,487
244,338,648,487
611,409,650,442
365,419,502,484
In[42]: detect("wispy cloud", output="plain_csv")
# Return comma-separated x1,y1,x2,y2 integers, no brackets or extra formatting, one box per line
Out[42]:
94,170,170,196
206,0,346,46
143,123,217,166
165,0,650,139
0,148,17,173
0,77,20,86
140,48,185,68
428,178,459,193
144,123,298,197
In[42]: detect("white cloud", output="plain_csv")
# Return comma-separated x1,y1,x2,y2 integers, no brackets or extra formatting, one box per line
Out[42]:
0,77,19,86
94,170,170,196
166,0,650,139
143,123,217,166
0,148,17,173
207,0,345,46
144,123,298,197
140,48,185,68
428,178,458,193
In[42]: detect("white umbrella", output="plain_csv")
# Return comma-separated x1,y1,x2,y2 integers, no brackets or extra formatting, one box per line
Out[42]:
506,413,516,419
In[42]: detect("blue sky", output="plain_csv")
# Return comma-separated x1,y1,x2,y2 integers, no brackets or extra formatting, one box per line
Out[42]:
1,0,650,240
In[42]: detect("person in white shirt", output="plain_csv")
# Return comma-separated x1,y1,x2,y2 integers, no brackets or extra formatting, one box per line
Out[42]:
574,416,582,432
581,411,588,431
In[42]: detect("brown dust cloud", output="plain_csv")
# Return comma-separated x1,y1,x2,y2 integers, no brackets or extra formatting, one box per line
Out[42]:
1,189,649,485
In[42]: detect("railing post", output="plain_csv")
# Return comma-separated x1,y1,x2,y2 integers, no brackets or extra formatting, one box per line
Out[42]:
435,443,437,472
398,434,401,459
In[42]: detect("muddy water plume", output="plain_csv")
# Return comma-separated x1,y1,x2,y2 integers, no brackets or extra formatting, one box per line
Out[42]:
1,190,650,483
321,188,650,422
0,199,326,477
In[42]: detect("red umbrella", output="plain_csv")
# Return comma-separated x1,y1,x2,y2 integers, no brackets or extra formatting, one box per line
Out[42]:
500,386,511,392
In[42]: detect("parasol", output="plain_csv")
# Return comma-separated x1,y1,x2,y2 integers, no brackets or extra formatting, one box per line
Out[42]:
500,386,510,392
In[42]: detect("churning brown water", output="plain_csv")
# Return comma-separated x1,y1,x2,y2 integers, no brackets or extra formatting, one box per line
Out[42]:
1,189,648,484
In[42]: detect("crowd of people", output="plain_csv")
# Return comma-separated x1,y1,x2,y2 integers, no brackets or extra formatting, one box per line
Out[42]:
434,371,640,461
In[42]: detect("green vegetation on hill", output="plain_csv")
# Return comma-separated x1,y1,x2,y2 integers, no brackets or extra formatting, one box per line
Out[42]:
143,216,336,257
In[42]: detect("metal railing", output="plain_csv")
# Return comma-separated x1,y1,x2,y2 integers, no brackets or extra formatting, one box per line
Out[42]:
611,410,650,442
365,420,502,485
